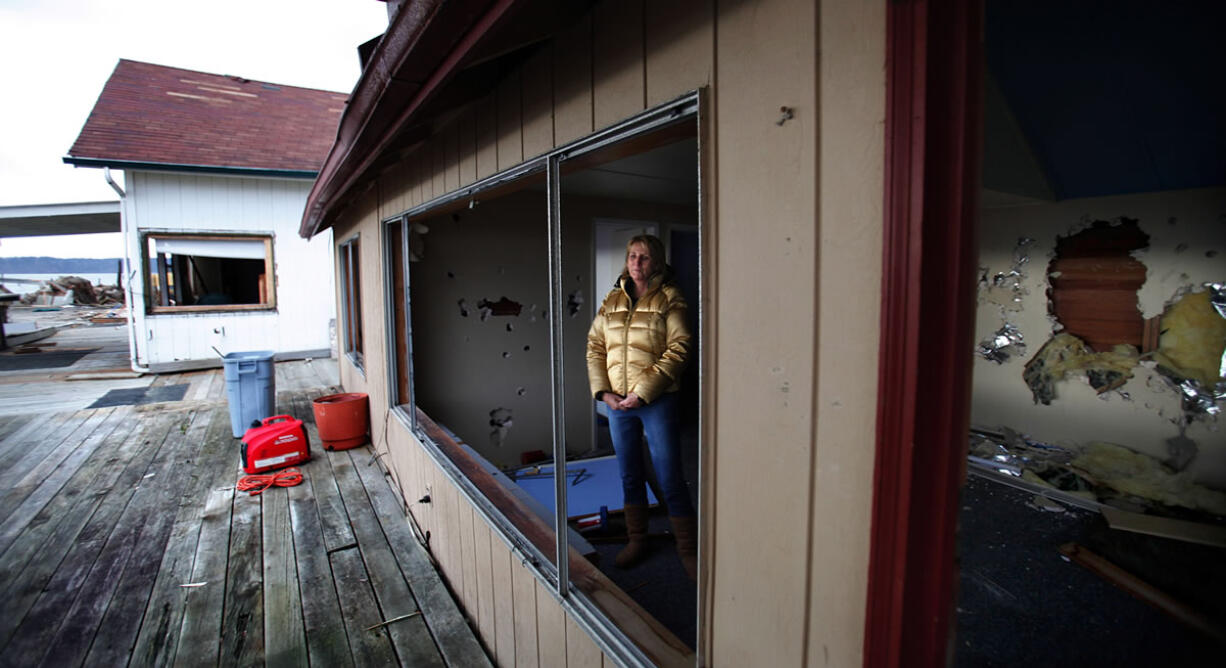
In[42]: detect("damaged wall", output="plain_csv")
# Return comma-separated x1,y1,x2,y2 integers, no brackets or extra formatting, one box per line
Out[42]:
409,188,698,469
973,186,1226,488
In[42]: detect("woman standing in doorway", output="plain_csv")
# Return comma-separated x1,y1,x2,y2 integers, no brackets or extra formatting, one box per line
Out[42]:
586,234,696,579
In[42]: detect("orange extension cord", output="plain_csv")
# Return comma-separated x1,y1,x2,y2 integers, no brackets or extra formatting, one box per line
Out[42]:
236,468,304,496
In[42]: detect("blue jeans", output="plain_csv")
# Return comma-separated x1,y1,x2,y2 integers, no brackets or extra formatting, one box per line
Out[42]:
606,392,695,517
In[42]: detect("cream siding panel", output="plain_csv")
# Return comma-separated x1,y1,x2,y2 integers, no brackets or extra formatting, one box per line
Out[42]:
510,560,539,668
711,0,818,664
498,70,524,170
128,171,333,367
552,14,593,146
473,522,497,651
564,615,603,667
521,47,555,160
443,124,458,193
592,1,645,130
451,487,472,608
491,542,517,664
535,580,567,666
458,107,479,188
476,92,499,180
645,0,714,105
807,2,886,665
414,158,428,207
432,139,446,200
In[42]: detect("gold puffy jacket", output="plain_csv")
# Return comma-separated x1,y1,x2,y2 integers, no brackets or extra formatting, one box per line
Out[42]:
586,272,691,404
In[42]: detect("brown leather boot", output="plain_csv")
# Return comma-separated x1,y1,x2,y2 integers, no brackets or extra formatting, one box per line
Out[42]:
615,504,651,568
670,515,698,580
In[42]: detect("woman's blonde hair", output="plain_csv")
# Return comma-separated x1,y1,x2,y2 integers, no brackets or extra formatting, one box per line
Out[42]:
622,234,667,279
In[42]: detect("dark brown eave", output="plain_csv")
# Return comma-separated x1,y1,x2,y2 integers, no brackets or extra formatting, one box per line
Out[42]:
299,0,512,238
300,0,594,239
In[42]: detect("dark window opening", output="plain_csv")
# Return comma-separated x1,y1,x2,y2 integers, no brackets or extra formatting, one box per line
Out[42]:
340,236,363,367
142,234,274,312
388,101,702,664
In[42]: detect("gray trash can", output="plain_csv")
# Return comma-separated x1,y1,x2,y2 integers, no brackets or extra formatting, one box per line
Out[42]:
222,350,276,438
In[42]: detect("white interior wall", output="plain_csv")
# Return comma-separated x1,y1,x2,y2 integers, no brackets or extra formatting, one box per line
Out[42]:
409,188,698,469
973,186,1226,487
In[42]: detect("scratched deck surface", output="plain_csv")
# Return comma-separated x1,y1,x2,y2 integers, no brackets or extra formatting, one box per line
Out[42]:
0,364,490,667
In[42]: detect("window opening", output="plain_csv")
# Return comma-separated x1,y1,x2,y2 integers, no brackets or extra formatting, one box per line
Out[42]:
339,236,363,368
142,233,273,312
388,94,702,666
960,3,1226,665
559,123,701,652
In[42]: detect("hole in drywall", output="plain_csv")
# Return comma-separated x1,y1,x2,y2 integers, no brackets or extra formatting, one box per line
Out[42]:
523,345,530,351
478,296,522,316
567,290,584,317
488,407,513,448
1046,218,1149,352
457,298,470,317
502,351,510,359
506,323,514,332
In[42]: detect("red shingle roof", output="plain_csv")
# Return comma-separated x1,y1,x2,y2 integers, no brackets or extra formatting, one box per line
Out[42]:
66,60,349,174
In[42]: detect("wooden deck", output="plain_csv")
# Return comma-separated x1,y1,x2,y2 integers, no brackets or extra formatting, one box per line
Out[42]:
0,365,491,667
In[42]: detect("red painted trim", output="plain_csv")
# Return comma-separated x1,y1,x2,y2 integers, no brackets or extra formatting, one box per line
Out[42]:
864,1,982,666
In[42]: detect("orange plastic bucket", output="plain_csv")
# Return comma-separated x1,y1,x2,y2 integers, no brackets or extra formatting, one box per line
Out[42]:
311,393,369,451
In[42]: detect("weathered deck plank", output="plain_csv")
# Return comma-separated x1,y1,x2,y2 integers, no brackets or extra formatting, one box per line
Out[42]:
288,464,355,668
83,407,228,667
9,407,201,666
0,374,488,667
331,546,401,667
263,484,308,667
330,448,445,667
219,489,265,667
353,448,492,668
0,409,166,649
0,407,123,552
174,485,236,667
0,409,102,525
123,405,232,668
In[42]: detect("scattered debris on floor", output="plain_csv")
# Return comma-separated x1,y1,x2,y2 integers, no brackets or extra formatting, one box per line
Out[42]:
968,428,1226,519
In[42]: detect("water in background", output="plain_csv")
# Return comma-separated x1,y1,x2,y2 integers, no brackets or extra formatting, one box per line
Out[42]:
0,273,119,289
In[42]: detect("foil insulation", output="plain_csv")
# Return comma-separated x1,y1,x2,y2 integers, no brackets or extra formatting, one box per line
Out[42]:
977,323,1026,364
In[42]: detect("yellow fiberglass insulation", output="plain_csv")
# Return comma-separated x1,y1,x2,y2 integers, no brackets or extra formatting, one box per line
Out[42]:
1153,290,1226,386
1070,441,1226,516
1022,333,1139,404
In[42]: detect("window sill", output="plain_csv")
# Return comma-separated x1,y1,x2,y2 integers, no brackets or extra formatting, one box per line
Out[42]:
147,304,277,315
411,407,693,667
345,351,365,376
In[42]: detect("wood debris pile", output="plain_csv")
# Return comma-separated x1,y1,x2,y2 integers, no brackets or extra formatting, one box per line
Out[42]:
18,276,125,306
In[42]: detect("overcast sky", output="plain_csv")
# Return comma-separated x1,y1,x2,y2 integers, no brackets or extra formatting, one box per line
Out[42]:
0,0,389,259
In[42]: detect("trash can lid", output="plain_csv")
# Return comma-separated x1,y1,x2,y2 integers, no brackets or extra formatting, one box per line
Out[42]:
222,350,276,362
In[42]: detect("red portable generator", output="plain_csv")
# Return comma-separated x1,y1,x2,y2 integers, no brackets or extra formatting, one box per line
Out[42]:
241,415,310,474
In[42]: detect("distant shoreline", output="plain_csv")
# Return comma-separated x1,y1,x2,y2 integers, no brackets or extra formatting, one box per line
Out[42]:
0,256,121,274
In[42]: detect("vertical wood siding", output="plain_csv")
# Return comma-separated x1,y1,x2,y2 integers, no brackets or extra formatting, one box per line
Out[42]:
127,172,334,367
332,0,887,665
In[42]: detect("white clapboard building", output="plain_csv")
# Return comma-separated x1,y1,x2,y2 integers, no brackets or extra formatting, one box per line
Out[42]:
66,60,343,371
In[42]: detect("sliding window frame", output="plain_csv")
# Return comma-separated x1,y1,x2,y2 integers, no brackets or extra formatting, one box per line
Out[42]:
385,91,703,668
339,234,363,371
